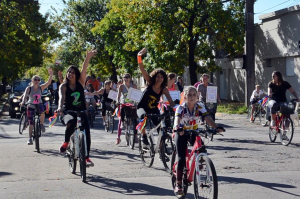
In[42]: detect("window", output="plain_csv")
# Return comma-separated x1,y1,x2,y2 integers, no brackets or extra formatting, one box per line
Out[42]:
286,57,295,77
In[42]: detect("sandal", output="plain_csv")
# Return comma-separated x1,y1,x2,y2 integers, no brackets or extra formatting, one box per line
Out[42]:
115,138,121,145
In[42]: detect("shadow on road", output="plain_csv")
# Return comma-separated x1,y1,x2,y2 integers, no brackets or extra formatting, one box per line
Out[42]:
219,138,275,146
208,145,261,151
90,148,140,162
219,176,300,197
86,175,194,198
0,171,13,177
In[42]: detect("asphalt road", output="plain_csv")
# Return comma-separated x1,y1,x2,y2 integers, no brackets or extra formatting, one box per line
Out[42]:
0,111,300,199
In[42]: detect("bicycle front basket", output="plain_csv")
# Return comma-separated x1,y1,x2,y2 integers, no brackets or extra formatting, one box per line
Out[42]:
280,102,294,114
123,106,138,119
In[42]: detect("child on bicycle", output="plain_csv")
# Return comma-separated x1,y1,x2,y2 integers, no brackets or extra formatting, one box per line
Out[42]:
249,85,266,122
173,86,224,195
85,83,96,109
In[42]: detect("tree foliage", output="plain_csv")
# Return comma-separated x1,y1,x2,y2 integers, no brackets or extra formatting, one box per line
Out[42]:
0,0,59,83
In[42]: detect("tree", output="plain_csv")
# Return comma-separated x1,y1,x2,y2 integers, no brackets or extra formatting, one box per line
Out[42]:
0,0,59,85
97,0,245,84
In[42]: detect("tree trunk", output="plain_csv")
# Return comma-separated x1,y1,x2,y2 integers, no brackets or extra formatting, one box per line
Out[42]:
109,56,118,83
2,77,7,94
188,39,197,85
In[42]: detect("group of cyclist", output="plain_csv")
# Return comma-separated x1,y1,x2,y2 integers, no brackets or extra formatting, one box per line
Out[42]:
249,71,299,127
19,46,300,196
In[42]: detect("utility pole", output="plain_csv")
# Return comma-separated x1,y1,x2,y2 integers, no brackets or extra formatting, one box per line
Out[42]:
245,0,255,106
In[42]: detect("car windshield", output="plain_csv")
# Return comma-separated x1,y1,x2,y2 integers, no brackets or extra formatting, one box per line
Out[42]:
13,80,30,92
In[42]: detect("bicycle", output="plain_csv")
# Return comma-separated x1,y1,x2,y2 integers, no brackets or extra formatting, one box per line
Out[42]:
65,110,88,182
138,113,175,173
171,128,224,199
121,103,138,149
86,99,96,128
269,101,295,146
28,103,42,153
247,96,268,125
19,106,28,134
104,102,115,133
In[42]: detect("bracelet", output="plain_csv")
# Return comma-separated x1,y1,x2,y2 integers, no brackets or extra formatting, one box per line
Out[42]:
137,55,142,64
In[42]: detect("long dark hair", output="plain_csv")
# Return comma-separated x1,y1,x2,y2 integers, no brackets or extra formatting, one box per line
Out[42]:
272,71,284,84
149,68,168,89
64,65,81,83
87,83,94,92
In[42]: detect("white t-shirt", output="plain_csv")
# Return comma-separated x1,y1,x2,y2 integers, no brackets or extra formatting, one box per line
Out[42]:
250,90,264,101
85,90,94,102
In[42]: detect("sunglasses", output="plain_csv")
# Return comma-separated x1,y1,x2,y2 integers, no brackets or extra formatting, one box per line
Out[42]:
34,79,40,82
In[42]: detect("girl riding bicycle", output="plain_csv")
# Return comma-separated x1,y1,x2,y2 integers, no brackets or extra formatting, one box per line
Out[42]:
115,73,137,145
20,68,53,145
136,48,175,149
173,86,224,195
57,49,97,167
85,83,96,109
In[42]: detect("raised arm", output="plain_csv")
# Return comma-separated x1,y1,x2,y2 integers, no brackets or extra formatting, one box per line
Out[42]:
79,49,97,86
58,71,63,84
117,85,123,103
137,48,151,83
40,68,53,90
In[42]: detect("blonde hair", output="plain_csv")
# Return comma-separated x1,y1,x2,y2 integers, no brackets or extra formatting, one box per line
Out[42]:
104,80,112,85
29,75,40,86
183,86,197,97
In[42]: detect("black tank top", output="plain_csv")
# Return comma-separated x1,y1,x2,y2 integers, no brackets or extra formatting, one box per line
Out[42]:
64,81,86,111
102,88,113,103
138,86,163,112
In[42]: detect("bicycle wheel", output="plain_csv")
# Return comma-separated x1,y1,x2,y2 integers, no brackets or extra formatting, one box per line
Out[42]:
279,117,294,146
261,106,269,126
129,119,137,149
138,133,154,167
160,133,175,173
269,126,277,142
19,112,27,134
105,111,110,132
170,149,188,199
193,156,218,199
247,105,252,119
110,114,114,134
79,132,86,182
34,118,40,153
67,141,77,174
257,108,262,124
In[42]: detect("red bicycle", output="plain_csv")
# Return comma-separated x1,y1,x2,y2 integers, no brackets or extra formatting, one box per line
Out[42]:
171,129,223,199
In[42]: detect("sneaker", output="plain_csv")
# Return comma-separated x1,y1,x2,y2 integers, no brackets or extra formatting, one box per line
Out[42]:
115,138,121,145
86,158,94,167
282,135,289,141
59,142,69,153
250,116,254,122
270,120,276,127
141,135,150,149
103,121,106,126
27,138,33,145
174,184,183,195
40,124,46,133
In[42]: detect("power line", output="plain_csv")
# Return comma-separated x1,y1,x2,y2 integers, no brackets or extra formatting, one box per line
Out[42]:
255,0,293,14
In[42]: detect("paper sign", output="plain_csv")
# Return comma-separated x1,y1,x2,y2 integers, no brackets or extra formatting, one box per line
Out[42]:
163,91,180,102
127,88,143,102
206,86,218,103
52,82,57,90
108,90,118,100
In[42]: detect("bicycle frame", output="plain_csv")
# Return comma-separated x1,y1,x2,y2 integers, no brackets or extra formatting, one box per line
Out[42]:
73,113,88,159
185,136,206,183
273,113,286,132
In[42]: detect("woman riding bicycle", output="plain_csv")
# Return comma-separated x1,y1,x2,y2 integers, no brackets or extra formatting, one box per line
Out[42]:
57,49,97,167
137,48,175,149
85,83,96,109
20,68,53,145
167,73,179,91
87,80,114,127
196,74,221,121
115,73,137,145
268,71,299,127
173,86,224,195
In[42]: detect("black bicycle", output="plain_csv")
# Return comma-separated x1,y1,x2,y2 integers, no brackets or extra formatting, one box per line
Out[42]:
28,103,42,153
122,104,138,149
65,110,88,182
19,106,28,134
104,102,115,133
247,97,268,126
138,113,175,173
86,100,96,128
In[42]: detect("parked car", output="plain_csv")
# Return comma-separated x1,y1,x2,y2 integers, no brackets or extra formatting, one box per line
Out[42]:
8,79,53,118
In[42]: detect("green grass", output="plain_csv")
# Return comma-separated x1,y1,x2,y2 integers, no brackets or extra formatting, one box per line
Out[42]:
217,102,248,114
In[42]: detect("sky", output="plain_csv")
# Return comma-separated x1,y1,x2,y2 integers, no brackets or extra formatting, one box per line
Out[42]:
38,0,300,23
